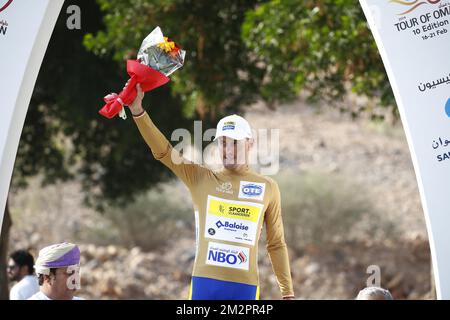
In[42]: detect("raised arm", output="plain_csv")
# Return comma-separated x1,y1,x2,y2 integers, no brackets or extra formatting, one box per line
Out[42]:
265,179,295,299
129,84,205,188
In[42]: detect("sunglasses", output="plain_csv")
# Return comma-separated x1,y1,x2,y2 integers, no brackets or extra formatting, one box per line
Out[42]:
7,264,17,270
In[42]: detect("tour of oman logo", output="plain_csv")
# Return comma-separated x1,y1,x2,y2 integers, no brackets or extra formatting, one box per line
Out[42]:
390,0,442,15
0,0,12,36
0,0,13,13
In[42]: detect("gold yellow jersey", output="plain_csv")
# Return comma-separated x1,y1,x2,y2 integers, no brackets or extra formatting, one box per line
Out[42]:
134,112,294,298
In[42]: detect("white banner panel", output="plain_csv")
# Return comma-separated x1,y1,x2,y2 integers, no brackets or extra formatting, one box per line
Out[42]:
360,0,450,299
0,0,64,230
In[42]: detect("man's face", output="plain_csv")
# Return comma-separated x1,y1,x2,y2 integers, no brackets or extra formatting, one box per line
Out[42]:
7,258,21,282
218,137,252,170
46,266,80,299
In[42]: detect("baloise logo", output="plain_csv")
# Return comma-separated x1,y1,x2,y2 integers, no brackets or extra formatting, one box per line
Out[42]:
0,0,13,13
242,184,263,197
445,98,450,118
215,220,249,231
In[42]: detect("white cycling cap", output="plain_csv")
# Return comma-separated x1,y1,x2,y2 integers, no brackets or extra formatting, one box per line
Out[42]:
214,114,252,141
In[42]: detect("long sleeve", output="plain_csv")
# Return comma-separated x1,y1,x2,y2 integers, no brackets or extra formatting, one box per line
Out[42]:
133,111,205,189
264,179,295,298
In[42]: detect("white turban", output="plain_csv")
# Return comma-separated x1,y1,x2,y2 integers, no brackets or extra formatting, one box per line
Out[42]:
34,242,80,275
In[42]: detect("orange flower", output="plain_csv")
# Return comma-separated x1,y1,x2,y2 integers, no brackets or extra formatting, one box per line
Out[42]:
158,37,176,53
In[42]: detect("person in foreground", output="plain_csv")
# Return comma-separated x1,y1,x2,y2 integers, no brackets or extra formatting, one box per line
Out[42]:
128,83,295,300
28,242,83,300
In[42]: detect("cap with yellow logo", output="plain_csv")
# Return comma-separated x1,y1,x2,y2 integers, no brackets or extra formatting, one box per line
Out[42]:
214,114,252,141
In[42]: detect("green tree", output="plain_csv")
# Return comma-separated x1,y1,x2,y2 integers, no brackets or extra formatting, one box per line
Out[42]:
242,0,395,117
86,0,396,119
1,0,187,299
83,0,266,120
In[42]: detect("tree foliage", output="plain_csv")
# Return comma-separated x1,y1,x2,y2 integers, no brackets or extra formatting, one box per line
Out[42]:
83,0,266,120
85,0,396,119
242,0,394,113
12,0,190,208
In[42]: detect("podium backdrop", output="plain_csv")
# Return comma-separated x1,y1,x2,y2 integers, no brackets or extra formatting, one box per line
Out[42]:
0,0,64,230
360,0,450,299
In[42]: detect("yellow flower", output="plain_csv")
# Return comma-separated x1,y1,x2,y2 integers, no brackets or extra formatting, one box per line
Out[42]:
158,37,176,53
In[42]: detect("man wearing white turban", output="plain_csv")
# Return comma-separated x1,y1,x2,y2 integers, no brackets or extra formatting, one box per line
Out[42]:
28,242,83,300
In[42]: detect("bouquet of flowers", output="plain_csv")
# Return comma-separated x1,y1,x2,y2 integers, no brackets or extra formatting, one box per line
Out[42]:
99,27,186,119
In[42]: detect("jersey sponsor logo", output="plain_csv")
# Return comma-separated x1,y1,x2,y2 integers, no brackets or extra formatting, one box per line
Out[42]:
238,181,266,201
243,184,262,196
208,197,261,222
206,242,249,270
216,220,249,231
216,182,233,195
204,196,263,245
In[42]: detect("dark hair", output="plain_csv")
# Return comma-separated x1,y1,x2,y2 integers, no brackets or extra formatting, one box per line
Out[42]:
9,250,34,275
37,268,57,286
